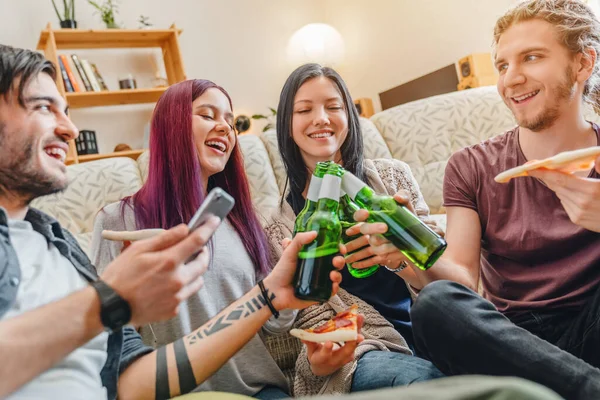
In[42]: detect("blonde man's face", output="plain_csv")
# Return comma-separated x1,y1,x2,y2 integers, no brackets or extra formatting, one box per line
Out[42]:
494,19,582,131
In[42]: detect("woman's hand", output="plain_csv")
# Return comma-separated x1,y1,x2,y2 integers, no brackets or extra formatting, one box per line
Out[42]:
304,315,364,376
263,232,346,311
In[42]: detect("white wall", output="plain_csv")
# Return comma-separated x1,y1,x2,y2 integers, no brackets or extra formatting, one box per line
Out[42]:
327,0,517,110
1,0,518,152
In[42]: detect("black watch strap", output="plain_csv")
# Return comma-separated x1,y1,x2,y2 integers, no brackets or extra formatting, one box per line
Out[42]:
90,279,132,332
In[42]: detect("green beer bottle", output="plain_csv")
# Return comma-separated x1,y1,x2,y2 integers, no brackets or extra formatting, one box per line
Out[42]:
293,163,343,302
341,171,447,270
293,161,330,236
339,189,380,278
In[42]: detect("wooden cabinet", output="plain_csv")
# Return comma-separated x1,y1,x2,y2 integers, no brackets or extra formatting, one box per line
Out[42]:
37,23,186,164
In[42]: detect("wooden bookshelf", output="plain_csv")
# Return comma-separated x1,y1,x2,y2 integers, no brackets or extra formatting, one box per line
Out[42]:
66,87,167,108
37,23,186,164
76,149,145,163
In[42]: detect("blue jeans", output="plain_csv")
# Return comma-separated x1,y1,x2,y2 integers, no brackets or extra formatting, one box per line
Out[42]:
351,350,444,392
253,385,289,400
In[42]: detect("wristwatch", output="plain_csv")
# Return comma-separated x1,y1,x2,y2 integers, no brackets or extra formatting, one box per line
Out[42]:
384,260,409,273
90,279,132,332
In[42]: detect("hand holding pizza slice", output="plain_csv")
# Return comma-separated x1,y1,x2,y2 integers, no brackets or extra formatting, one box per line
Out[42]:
290,305,365,377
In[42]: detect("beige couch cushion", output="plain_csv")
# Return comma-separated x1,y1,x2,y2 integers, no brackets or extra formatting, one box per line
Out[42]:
31,157,143,255
237,134,281,219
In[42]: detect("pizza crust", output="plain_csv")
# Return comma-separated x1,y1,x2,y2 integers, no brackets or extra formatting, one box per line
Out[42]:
494,146,600,183
101,229,165,241
289,328,358,343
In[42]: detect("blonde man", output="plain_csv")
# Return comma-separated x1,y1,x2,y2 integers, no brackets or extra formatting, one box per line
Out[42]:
356,1,600,399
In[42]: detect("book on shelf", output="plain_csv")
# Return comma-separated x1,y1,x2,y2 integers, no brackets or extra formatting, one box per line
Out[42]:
81,60,102,92
90,63,109,91
70,54,93,92
57,56,74,92
59,55,81,92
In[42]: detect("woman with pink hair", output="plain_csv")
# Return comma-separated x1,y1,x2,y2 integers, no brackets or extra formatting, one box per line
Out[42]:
91,79,291,399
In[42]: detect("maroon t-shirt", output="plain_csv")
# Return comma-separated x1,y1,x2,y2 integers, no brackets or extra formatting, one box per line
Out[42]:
443,125,600,317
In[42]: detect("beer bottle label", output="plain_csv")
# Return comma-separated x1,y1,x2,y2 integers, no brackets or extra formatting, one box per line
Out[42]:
318,175,341,201
307,176,323,202
341,173,365,200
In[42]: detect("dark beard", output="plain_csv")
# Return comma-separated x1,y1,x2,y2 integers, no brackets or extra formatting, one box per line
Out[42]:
520,68,576,132
0,123,68,204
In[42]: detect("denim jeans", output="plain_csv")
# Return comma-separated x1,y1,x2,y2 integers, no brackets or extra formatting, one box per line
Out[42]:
253,386,289,400
351,350,444,392
411,280,600,400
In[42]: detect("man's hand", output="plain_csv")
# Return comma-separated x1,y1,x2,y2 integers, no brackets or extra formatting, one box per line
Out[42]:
304,315,364,376
529,157,600,233
263,231,345,311
101,217,220,326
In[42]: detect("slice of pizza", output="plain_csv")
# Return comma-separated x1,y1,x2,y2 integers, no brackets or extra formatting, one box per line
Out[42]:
102,228,165,242
494,146,600,183
289,304,358,343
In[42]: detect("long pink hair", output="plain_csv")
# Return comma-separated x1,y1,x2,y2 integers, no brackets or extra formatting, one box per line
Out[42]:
123,79,271,276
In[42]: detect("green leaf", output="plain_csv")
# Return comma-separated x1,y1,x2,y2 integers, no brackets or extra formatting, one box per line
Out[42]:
269,107,277,115
51,0,63,20
263,123,274,132
251,114,267,120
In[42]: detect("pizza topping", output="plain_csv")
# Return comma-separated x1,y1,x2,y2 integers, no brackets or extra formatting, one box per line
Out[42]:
334,318,352,329
313,322,335,334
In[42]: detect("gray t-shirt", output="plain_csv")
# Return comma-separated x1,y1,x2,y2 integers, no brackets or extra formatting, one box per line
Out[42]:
4,219,109,400
91,202,291,396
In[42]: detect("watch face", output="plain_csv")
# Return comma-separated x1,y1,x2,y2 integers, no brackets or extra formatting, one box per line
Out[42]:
106,303,132,330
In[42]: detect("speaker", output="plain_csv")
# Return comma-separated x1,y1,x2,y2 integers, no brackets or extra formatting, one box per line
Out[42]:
456,53,496,80
457,75,498,91
354,97,374,118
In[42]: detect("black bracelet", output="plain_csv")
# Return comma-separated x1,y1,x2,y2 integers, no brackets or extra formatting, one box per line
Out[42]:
257,279,280,319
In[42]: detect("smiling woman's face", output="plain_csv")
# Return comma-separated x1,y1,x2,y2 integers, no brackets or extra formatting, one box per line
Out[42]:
191,88,236,178
291,76,348,169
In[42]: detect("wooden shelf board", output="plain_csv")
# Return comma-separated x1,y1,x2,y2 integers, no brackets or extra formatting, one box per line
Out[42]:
73,149,146,164
37,28,183,50
66,88,167,108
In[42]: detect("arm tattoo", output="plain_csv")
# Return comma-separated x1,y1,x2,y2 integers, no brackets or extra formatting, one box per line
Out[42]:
174,338,196,394
154,286,276,398
155,346,170,400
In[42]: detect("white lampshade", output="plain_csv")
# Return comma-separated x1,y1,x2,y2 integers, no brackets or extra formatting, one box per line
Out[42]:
287,23,345,67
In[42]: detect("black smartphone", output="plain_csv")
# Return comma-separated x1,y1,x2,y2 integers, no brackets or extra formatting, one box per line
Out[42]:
185,187,235,264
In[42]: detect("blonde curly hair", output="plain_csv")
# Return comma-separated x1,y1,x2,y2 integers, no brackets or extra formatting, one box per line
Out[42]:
494,0,600,113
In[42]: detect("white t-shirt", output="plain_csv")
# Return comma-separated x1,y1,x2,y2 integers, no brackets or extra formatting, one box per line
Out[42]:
3,219,109,400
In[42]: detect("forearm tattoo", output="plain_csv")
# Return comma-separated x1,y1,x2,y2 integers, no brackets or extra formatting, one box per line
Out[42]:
154,286,276,399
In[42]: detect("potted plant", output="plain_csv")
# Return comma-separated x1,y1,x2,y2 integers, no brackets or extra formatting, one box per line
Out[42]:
87,0,120,29
51,0,77,28
251,107,277,133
